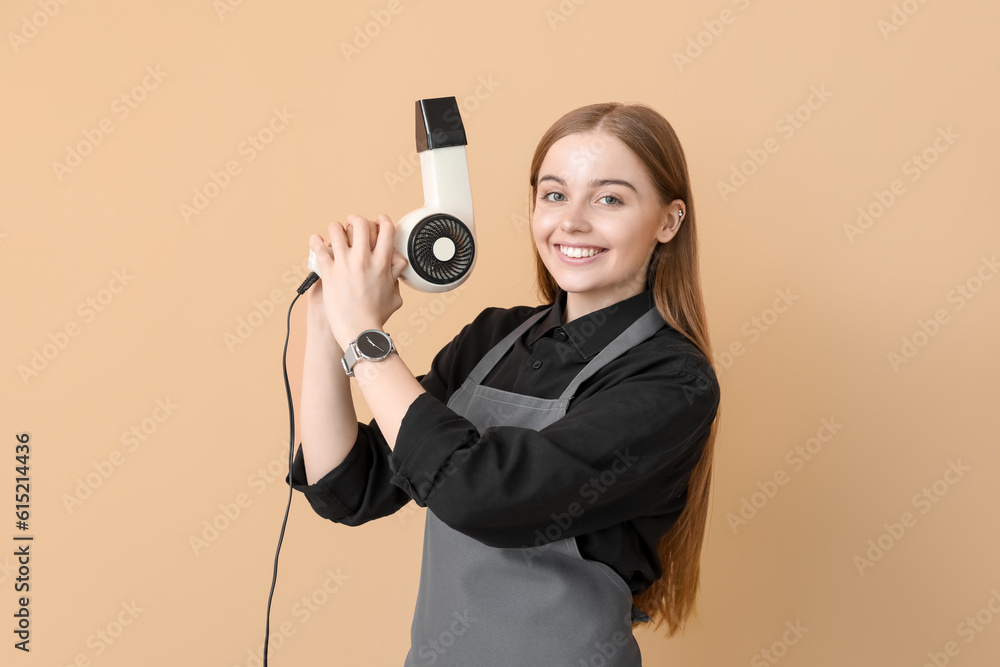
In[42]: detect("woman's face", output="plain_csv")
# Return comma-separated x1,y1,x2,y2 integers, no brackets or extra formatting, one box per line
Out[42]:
531,131,682,321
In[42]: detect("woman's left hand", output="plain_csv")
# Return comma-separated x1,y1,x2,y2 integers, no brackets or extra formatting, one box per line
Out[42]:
308,213,409,351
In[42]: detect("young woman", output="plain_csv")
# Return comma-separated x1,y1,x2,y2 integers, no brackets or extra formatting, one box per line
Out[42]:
290,102,721,666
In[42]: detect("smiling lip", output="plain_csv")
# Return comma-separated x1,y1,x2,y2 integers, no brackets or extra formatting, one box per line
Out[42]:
555,244,607,261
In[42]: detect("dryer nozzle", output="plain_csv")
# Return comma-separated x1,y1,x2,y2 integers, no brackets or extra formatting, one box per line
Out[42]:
416,97,467,151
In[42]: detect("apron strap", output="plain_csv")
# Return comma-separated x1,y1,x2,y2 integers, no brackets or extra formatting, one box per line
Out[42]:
558,306,667,401
464,306,553,385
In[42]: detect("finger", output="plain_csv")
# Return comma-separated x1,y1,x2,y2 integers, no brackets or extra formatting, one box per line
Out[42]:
364,215,381,252
375,214,396,261
309,234,332,269
328,221,348,259
369,218,379,251
390,249,408,282
346,214,372,255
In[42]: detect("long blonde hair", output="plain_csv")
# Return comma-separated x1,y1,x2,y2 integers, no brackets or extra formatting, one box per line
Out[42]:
527,102,721,636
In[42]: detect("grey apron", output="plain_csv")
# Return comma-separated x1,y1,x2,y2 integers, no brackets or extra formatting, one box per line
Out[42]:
402,304,666,667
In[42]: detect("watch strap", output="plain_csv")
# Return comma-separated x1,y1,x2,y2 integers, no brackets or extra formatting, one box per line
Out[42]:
341,342,361,377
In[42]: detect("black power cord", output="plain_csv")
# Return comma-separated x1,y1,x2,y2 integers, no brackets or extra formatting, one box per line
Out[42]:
263,272,319,666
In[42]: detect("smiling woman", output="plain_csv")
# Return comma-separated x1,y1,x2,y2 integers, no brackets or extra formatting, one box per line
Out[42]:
527,102,720,637
289,101,721,665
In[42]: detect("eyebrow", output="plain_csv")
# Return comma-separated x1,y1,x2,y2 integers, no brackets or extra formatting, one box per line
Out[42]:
538,175,638,194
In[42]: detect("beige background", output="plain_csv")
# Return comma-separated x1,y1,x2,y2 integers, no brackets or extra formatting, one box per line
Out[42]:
3,0,999,665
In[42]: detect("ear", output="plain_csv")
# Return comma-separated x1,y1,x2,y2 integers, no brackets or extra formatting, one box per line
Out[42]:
655,199,685,244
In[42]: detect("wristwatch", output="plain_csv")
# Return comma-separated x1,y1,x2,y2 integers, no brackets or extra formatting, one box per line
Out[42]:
342,329,396,377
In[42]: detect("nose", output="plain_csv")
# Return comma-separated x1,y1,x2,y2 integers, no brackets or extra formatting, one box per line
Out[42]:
559,198,591,234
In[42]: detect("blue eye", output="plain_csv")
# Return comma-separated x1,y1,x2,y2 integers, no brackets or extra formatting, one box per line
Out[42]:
541,191,565,202
598,195,622,206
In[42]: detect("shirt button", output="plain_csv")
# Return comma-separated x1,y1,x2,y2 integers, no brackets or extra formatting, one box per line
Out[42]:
554,329,568,341
532,360,543,370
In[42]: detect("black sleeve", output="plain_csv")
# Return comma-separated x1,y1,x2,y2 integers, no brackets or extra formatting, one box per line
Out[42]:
284,310,496,525
285,416,411,526
387,348,720,549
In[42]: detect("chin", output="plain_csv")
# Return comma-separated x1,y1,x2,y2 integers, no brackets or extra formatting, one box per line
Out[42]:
549,275,600,296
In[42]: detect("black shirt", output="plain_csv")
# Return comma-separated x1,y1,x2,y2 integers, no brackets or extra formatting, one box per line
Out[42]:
286,288,720,596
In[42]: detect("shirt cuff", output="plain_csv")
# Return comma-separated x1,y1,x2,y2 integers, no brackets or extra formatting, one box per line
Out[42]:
285,438,368,521
389,391,479,504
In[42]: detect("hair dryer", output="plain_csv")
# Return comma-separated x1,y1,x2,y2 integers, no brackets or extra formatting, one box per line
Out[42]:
305,96,476,293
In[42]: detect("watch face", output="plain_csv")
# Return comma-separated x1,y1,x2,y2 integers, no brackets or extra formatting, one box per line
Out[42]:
356,331,392,359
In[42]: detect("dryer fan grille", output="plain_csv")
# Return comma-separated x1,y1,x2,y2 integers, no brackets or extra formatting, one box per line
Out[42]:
408,214,475,285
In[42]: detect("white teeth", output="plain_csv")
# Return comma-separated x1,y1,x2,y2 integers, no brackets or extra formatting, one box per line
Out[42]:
558,245,603,258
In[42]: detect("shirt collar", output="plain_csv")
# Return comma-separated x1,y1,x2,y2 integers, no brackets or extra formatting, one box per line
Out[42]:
526,288,659,360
